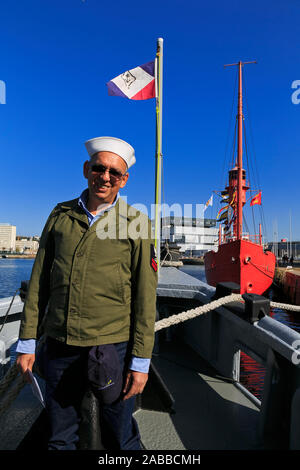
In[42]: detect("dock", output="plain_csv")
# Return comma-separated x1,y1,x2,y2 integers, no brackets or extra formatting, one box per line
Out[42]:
274,267,300,305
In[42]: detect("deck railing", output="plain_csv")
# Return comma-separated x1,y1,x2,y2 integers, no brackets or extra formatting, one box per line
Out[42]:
2,275,300,450
221,233,262,244
156,276,300,450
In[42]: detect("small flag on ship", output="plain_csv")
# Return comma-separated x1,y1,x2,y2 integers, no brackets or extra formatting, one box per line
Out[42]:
250,191,262,206
216,204,229,219
218,211,228,222
204,195,213,210
107,61,156,100
221,197,229,204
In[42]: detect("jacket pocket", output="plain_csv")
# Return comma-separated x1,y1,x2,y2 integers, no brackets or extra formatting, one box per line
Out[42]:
84,261,125,306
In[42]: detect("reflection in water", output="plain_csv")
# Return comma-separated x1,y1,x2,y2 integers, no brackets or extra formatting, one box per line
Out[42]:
239,352,266,401
179,264,299,401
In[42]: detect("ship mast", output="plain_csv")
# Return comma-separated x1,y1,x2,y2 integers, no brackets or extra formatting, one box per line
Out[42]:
224,60,256,240
237,62,243,240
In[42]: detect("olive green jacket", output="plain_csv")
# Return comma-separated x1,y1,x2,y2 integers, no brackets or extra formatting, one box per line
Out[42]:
19,196,158,358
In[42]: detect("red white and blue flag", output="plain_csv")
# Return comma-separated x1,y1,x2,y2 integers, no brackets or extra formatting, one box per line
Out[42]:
107,61,156,100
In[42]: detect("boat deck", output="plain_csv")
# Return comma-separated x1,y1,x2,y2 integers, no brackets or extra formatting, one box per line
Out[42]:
135,339,261,450
0,337,261,451
0,267,264,451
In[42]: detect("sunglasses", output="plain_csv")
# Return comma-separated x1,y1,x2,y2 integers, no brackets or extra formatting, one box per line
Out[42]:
90,164,126,182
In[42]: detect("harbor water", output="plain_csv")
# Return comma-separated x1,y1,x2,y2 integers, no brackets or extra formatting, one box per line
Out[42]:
0,258,34,299
0,258,298,401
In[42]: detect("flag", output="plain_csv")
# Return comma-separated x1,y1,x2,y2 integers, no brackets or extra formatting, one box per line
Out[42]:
107,61,156,100
218,211,228,222
250,191,262,207
230,191,236,204
221,191,236,205
221,193,229,203
204,195,213,210
216,204,229,219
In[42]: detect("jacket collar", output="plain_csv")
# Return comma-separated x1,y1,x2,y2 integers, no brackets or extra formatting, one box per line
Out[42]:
58,194,132,231
59,198,89,226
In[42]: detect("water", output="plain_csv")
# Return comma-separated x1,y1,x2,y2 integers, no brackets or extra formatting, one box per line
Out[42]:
179,264,299,401
0,258,34,365
0,258,34,299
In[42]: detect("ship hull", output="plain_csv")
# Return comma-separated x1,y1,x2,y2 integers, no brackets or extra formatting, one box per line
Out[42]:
204,239,276,295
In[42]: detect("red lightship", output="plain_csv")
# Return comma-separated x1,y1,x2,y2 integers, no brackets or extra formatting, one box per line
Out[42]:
204,61,276,295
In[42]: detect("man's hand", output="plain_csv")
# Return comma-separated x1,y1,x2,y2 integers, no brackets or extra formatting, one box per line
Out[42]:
122,370,148,400
16,353,35,383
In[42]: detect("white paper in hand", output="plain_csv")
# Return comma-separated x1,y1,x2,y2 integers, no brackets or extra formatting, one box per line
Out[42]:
27,370,45,408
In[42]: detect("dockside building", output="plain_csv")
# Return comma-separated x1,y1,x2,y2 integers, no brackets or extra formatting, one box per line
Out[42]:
0,224,16,252
161,216,218,256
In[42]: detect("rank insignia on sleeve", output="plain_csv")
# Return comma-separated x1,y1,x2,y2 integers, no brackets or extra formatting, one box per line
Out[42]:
150,244,157,272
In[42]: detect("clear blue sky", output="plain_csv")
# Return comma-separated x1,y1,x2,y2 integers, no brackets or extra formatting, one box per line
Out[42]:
0,0,299,242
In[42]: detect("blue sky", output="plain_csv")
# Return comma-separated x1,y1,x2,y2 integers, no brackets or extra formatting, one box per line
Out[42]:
0,0,299,242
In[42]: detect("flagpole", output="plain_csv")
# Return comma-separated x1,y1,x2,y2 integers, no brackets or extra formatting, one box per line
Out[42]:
154,37,163,272
289,209,292,260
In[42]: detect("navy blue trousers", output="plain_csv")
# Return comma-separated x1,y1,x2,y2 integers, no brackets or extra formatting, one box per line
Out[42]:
42,337,141,450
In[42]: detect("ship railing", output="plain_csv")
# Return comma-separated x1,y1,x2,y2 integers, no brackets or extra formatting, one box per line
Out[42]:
241,233,261,244
2,278,300,449
169,282,300,450
0,294,23,377
221,233,262,244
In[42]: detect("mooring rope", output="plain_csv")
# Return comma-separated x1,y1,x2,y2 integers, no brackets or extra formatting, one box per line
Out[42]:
0,293,300,417
269,301,300,312
154,293,243,331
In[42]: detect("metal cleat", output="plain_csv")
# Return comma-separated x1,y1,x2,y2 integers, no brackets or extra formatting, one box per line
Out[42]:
242,293,270,324
212,281,240,300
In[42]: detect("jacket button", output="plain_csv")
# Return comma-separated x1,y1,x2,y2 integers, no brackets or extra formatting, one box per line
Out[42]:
77,251,84,257
70,308,76,313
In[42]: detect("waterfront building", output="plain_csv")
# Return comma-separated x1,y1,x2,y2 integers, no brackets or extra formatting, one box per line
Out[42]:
15,237,39,254
0,224,16,252
161,216,218,256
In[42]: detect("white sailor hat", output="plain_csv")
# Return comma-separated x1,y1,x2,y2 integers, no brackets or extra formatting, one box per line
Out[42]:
84,136,136,169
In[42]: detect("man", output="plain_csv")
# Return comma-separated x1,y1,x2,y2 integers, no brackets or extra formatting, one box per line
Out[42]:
16,136,158,450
